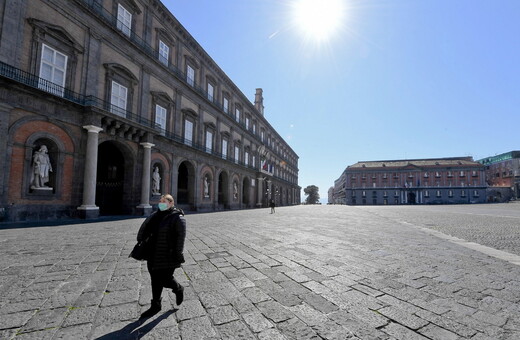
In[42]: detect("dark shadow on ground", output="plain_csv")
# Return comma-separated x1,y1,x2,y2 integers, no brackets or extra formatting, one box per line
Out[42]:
94,309,176,340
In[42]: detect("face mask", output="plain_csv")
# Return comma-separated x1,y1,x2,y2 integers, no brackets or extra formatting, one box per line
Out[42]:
158,203,169,211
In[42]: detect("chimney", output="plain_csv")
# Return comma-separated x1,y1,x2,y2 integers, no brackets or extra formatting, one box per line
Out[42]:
254,88,264,116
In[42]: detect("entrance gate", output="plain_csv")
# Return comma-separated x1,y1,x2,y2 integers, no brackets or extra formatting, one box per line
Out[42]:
96,142,124,215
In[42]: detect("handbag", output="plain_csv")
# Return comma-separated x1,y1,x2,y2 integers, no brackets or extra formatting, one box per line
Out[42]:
129,235,152,261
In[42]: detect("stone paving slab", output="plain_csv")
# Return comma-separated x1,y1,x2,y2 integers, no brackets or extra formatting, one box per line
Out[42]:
1,204,520,339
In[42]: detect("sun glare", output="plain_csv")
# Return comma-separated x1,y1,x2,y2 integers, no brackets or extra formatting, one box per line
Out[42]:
291,0,346,43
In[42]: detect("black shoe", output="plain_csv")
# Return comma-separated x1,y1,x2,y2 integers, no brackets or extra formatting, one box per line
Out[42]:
140,299,161,319
174,286,184,306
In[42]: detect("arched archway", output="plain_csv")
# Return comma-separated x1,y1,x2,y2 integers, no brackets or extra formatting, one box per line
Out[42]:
177,161,195,207
242,177,250,207
218,171,229,209
96,141,125,215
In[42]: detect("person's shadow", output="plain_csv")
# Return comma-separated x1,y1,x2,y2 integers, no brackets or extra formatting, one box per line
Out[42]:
95,309,177,339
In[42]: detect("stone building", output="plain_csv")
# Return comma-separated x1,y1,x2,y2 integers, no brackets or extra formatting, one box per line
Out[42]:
0,0,300,222
331,172,346,204
478,151,520,202
334,157,486,205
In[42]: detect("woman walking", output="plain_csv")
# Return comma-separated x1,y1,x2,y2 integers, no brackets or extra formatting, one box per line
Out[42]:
137,194,186,319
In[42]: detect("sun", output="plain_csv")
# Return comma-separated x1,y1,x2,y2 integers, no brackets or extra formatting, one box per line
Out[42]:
291,0,346,43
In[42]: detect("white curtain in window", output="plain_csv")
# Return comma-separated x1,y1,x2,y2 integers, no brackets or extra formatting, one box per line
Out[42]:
155,105,167,131
117,4,132,36
159,40,169,65
184,120,193,146
39,44,67,96
110,81,127,117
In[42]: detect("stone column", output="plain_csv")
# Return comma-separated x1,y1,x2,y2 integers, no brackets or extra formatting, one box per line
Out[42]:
256,176,264,207
136,142,154,215
78,125,103,219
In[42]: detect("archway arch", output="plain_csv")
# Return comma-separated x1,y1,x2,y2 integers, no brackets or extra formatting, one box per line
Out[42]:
96,141,126,215
95,140,135,215
242,177,251,207
177,160,196,207
217,170,229,209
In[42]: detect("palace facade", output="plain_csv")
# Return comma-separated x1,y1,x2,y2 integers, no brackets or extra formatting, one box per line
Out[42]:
0,0,299,222
478,151,520,201
332,157,487,205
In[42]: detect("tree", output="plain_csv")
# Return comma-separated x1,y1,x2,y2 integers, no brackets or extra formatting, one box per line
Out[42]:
304,185,320,204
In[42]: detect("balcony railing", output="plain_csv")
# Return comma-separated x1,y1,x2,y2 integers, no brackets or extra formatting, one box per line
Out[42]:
0,61,268,175
76,0,294,165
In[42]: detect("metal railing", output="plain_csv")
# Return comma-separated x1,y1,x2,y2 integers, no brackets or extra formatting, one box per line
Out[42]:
76,0,296,165
1,61,271,174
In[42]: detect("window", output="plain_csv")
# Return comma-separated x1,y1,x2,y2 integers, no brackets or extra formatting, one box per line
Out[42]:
221,139,228,159
448,190,453,198
461,190,466,197
110,81,128,117
117,4,132,37
235,107,241,122
261,130,265,142
159,40,169,65
155,104,167,131
184,119,193,146
223,97,229,113
187,65,195,86
460,171,465,177
473,190,479,197
253,123,256,134
205,130,213,153
39,44,67,96
424,190,430,197
207,83,214,102
234,146,240,164
436,190,441,197
244,151,249,166
252,155,256,168
245,117,250,130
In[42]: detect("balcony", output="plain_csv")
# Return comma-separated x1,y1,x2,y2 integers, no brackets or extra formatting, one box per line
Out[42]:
0,61,263,175
76,0,293,162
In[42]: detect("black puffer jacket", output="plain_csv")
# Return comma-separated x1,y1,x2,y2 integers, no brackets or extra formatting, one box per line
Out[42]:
137,208,186,270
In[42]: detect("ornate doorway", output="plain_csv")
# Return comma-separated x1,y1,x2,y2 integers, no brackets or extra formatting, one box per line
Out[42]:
218,171,229,208
96,142,124,215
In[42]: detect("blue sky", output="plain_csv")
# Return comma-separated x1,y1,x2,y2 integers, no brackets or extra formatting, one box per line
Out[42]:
165,0,520,203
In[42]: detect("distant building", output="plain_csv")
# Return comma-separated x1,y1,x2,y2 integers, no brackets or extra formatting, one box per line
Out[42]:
478,151,520,201
334,157,487,205
327,186,334,204
0,0,299,223
332,172,347,204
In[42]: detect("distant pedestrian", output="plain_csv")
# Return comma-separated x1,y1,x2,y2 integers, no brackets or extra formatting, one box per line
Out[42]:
269,199,276,214
137,194,186,319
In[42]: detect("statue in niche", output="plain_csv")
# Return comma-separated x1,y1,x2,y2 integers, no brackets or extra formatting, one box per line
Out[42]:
204,175,210,198
152,166,161,195
30,145,53,190
233,182,238,200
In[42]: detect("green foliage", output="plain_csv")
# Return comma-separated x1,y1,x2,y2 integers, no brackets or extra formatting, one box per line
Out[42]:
304,185,320,204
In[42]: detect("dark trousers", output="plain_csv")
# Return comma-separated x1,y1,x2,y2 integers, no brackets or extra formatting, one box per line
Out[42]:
147,262,182,301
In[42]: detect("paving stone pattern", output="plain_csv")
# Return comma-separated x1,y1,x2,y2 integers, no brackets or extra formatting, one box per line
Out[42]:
1,204,520,339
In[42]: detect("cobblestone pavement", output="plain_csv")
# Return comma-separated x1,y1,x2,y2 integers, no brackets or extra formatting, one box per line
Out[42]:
1,204,520,339
358,202,520,257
